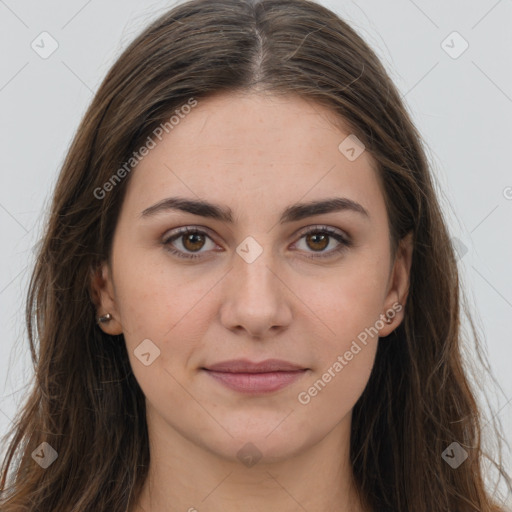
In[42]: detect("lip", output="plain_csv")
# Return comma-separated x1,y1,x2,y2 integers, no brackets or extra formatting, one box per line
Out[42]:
203,358,306,373
202,359,308,394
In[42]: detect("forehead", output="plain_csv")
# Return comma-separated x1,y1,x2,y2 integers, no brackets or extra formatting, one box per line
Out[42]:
162,91,356,162
121,91,386,224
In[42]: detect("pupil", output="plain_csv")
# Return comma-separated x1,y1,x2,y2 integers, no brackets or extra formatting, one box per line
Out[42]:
184,233,204,251
181,232,330,253
308,233,328,251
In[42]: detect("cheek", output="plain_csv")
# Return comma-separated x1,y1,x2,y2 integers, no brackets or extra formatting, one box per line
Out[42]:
308,255,388,344
112,239,202,337
295,343,377,433
111,245,219,379
294,254,388,412
295,262,385,416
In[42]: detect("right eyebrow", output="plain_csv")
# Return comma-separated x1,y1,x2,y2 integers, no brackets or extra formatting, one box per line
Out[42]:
140,196,370,223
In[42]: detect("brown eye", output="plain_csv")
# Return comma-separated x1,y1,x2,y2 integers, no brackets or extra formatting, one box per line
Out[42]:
294,226,352,259
162,225,352,261
305,232,329,252
162,227,217,259
182,232,206,252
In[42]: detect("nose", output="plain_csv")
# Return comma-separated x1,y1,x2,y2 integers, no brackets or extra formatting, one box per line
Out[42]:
219,249,293,339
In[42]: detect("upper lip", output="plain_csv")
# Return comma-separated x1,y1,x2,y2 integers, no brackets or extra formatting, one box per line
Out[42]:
203,359,307,373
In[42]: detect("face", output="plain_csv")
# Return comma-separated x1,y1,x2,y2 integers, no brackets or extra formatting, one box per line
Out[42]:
93,91,412,464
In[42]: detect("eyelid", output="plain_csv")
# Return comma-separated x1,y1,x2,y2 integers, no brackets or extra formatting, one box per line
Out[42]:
161,225,220,260
294,224,350,243
162,224,352,260
290,225,352,259
162,225,219,245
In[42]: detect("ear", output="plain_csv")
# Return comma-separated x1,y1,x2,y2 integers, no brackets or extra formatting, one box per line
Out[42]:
89,261,123,335
378,231,413,337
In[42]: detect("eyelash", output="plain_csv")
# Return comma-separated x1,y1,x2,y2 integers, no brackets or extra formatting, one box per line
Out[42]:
162,225,352,260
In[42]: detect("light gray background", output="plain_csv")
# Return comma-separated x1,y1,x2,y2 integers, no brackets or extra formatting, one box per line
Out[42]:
1,0,511,503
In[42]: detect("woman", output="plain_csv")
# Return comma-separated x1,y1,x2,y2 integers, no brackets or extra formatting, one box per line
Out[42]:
0,0,510,510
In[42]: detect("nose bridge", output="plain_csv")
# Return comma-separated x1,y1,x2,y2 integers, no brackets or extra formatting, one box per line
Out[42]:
219,235,292,336
232,237,282,306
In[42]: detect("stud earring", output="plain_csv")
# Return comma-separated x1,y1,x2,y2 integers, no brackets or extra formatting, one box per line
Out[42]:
97,313,112,324
383,302,402,325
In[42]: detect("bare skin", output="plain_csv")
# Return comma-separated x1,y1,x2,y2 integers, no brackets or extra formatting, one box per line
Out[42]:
92,91,412,512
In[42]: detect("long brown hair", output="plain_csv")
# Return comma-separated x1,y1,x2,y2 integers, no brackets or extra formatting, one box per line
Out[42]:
1,0,510,510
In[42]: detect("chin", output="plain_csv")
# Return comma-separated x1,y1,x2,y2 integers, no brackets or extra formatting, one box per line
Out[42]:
201,418,316,465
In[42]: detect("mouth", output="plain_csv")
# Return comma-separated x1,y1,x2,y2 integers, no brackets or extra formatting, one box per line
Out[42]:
201,359,309,394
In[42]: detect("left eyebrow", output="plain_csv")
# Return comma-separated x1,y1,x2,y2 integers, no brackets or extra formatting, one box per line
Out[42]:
140,196,370,223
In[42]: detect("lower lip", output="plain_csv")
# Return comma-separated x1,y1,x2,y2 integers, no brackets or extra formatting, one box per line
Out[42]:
203,369,307,394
